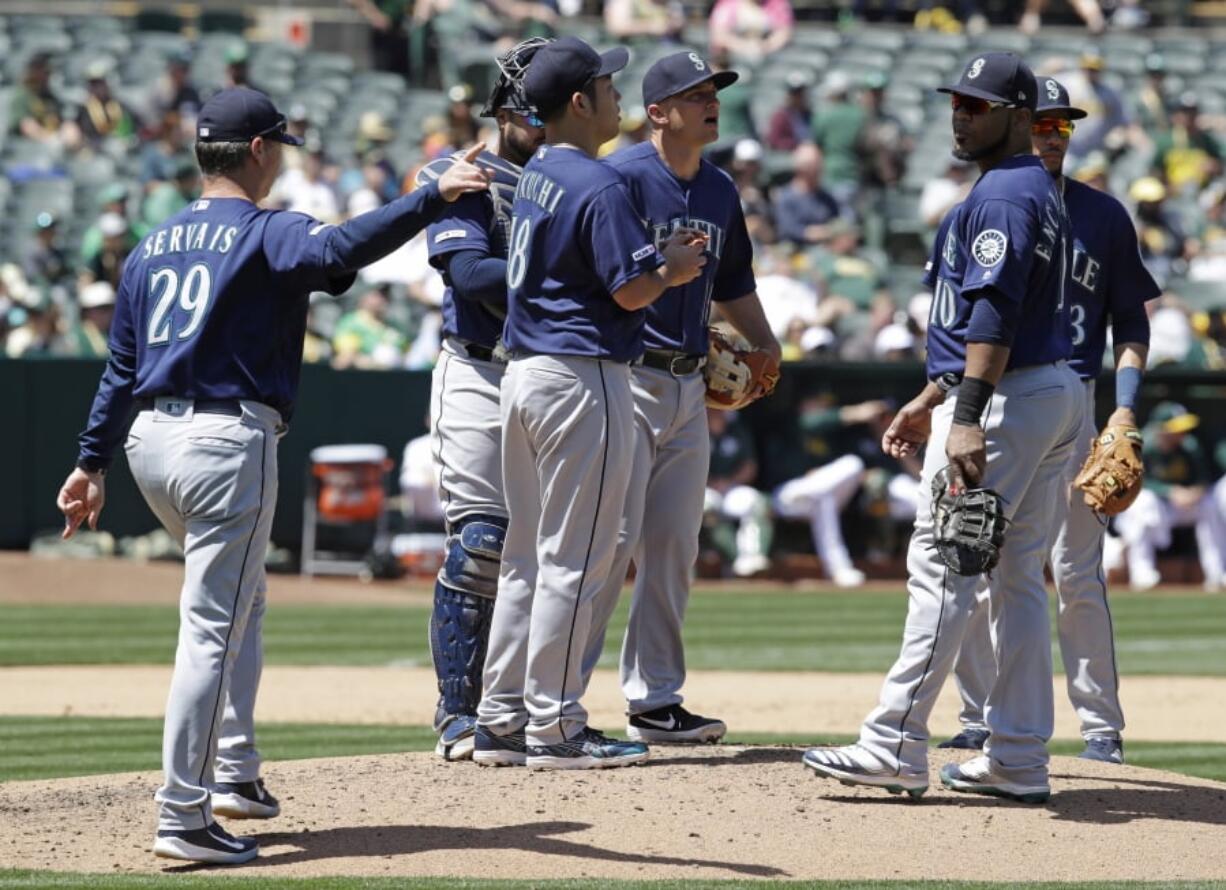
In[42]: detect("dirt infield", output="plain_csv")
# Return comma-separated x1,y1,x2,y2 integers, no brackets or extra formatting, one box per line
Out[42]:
4,664,1225,742
2,748,1224,881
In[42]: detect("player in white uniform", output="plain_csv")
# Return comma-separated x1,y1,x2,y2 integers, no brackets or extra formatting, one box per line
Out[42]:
942,79,1159,765
802,53,1082,804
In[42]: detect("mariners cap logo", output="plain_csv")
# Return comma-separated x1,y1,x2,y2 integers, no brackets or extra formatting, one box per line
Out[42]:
1045,79,1060,100
688,52,706,72
971,229,1008,267
968,58,985,79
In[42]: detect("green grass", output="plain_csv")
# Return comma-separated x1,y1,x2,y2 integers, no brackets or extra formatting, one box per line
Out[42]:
2,717,1224,785
1,588,1223,674
1,874,1225,890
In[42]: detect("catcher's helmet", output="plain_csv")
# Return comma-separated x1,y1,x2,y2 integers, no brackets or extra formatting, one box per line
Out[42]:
480,37,552,119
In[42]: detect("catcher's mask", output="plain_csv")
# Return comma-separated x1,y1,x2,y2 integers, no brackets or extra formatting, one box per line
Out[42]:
481,37,552,125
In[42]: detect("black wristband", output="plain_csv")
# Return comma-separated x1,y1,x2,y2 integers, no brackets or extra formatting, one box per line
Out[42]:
952,376,994,426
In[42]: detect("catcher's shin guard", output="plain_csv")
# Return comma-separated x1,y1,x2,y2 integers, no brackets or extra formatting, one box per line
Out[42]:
430,581,496,717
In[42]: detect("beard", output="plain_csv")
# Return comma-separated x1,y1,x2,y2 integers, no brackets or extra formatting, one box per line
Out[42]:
502,128,541,167
953,121,1012,162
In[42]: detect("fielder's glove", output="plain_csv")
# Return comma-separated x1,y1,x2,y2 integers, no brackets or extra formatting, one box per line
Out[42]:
931,466,1007,576
704,325,781,411
1072,423,1144,515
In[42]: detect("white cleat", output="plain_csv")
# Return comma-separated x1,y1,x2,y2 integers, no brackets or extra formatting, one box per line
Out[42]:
802,744,927,798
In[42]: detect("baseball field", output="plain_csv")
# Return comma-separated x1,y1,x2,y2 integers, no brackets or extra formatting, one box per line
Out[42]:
2,551,1224,888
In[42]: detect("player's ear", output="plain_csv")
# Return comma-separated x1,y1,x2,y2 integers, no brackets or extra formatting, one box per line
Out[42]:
646,101,668,127
572,90,591,119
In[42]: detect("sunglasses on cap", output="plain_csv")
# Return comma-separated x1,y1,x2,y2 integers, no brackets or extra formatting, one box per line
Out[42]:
950,94,1015,115
1032,118,1075,138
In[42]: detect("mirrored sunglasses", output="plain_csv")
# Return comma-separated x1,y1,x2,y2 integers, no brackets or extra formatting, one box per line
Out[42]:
950,94,1013,115
1032,118,1075,138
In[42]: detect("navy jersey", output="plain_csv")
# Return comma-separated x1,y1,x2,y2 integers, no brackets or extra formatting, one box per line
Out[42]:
922,155,1072,379
417,150,522,348
78,182,449,468
1063,178,1159,378
503,145,664,362
604,141,756,355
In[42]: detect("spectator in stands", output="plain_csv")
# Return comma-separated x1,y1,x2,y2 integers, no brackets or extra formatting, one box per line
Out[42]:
1189,185,1226,282
332,285,408,369
80,185,140,264
446,85,480,150
349,0,414,76
772,142,841,247
1147,298,1195,367
1065,50,1130,166
1133,54,1170,147
222,44,260,92
1072,151,1109,192
353,112,400,202
10,52,79,149
1020,0,1105,35
838,291,895,360
1131,177,1188,287
911,1,986,33
347,157,392,217
708,0,794,64
76,61,137,151
139,110,193,185
708,46,756,140
603,0,685,45
765,72,813,153
728,138,774,244
769,395,892,587
302,296,335,365
704,407,774,577
873,322,918,362
5,289,66,358
857,73,911,191
1152,93,1223,195
22,212,72,293
810,72,864,218
1116,402,1225,591
152,50,201,123
142,158,200,228
70,281,117,358
82,213,132,291
918,156,972,229
270,139,341,223
811,219,884,310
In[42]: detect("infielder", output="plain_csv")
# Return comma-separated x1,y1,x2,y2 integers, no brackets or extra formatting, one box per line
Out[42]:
942,79,1158,765
56,88,489,864
473,36,706,770
580,49,780,745
413,38,549,762
802,53,1082,803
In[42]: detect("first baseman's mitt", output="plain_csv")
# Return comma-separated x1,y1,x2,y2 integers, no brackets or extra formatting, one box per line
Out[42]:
1072,423,1144,515
704,325,781,410
931,466,1007,576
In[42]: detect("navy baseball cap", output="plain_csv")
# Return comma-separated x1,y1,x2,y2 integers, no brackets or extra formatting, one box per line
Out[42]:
1035,76,1087,120
938,52,1037,111
196,87,304,145
642,50,738,107
522,36,629,118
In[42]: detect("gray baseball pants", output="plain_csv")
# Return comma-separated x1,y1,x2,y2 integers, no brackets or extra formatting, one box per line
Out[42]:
478,355,634,746
857,361,1083,786
125,399,282,831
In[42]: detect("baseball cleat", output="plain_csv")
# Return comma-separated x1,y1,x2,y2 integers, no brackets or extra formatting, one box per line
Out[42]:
1079,737,1124,764
937,727,990,750
153,822,258,864
627,704,727,744
435,714,477,761
939,756,1050,804
211,778,280,819
802,744,928,798
526,727,649,770
473,724,528,767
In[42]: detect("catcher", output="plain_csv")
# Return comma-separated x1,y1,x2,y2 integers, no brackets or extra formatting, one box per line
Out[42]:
941,78,1158,766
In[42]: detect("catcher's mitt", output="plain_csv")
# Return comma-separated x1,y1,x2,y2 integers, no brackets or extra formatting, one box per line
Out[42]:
704,325,781,410
1073,423,1144,515
931,466,1007,576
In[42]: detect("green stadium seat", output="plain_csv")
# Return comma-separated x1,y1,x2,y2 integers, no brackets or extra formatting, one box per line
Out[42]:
972,29,1031,55
198,11,249,35
790,28,843,52
907,30,968,53
1172,279,1226,310
134,9,185,33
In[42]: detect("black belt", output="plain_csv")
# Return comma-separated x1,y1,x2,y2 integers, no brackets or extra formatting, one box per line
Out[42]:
456,340,501,363
640,349,706,376
135,397,243,417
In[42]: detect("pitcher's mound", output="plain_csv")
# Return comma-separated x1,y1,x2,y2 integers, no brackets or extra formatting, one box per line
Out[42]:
4,746,1225,881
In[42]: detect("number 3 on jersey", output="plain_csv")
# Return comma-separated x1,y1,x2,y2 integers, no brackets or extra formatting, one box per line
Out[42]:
148,263,213,346
1069,302,1086,346
506,217,533,290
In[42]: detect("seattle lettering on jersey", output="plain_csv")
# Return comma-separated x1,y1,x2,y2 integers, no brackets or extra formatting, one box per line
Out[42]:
1070,244,1101,293
516,170,567,214
651,218,725,260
